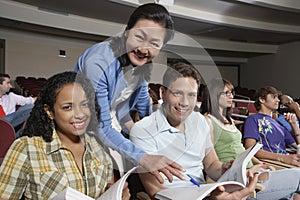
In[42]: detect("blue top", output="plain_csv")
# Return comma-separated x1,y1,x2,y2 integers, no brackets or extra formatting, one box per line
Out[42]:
277,114,299,132
243,113,295,154
74,39,151,164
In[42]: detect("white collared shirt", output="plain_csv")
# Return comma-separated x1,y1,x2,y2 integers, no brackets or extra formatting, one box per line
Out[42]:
0,92,34,115
130,106,213,187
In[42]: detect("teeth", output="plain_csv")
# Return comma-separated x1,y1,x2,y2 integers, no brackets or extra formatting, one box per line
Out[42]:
74,122,84,126
137,54,146,58
73,122,85,128
176,108,187,113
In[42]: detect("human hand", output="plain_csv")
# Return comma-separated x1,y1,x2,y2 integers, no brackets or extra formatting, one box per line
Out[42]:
221,160,234,174
208,170,259,200
139,154,185,184
279,154,300,167
121,182,131,200
249,162,275,174
284,112,298,125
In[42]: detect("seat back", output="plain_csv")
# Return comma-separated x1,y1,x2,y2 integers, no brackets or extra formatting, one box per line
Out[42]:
0,119,16,165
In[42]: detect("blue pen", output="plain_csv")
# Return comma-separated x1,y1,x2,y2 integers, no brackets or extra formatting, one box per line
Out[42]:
184,173,201,187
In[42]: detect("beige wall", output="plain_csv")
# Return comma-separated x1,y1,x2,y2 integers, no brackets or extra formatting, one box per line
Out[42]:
1,27,241,89
1,27,96,80
240,41,300,99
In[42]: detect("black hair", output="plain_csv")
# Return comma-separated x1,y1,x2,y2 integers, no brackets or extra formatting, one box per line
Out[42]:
278,94,293,114
126,3,174,44
0,73,10,84
22,71,100,142
110,3,174,74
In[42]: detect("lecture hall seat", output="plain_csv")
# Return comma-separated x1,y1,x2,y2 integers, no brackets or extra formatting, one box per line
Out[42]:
0,118,16,165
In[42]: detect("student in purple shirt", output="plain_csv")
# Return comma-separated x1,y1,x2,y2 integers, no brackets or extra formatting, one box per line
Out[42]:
243,86,300,167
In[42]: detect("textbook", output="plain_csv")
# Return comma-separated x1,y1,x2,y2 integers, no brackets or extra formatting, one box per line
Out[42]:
52,166,137,200
155,143,263,200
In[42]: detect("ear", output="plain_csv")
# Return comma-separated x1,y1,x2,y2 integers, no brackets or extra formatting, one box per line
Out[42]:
124,27,129,37
159,86,165,99
258,97,265,104
44,104,54,120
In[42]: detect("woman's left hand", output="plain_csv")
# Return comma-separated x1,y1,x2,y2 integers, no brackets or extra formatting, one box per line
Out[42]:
121,182,131,200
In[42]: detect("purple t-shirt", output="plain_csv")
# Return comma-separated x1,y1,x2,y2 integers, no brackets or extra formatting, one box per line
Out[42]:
243,113,295,154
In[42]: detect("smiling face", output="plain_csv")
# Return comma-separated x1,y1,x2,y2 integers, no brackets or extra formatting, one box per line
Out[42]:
48,83,91,140
126,19,166,67
162,77,198,128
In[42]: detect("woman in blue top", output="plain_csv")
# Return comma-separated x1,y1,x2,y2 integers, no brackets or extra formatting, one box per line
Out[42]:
74,3,184,183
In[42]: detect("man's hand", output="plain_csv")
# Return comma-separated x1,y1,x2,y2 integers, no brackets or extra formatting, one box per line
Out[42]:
139,154,185,184
221,160,233,174
208,170,259,200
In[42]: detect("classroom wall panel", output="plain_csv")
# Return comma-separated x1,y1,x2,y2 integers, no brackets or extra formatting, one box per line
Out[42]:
240,41,300,99
0,27,96,80
217,65,239,86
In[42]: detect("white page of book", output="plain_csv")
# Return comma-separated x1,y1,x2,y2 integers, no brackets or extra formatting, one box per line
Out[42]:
97,166,137,200
217,143,262,185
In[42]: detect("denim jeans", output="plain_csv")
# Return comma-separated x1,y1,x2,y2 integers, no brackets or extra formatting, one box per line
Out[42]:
256,168,300,200
3,104,34,137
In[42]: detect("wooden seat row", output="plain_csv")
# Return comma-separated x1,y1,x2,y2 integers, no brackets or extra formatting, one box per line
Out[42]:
14,76,47,97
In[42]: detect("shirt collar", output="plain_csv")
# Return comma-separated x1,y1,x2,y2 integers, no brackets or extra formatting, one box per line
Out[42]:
46,130,92,154
156,106,181,134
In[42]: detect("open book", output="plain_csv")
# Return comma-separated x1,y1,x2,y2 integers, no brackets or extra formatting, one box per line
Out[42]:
155,143,263,200
52,166,137,200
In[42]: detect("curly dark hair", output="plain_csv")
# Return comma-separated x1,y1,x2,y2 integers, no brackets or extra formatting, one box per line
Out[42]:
22,71,100,142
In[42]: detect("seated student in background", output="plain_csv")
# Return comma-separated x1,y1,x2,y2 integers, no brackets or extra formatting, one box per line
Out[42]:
130,63,261,199
276,94,300,134
149,87,161,112
0,71,130,200
200,78,300,200
200,78,265,168
0,73,35,135
243,86,300,167
131,87,161,122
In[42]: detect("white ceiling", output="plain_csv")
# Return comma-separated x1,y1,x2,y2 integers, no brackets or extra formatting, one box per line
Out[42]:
1,0,300,62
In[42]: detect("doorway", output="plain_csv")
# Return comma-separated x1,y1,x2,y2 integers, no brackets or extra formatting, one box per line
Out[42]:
0,39,5,73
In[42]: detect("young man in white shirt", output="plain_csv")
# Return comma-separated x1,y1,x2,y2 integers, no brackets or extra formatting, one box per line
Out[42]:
0,73,35,136
130,63,261,199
